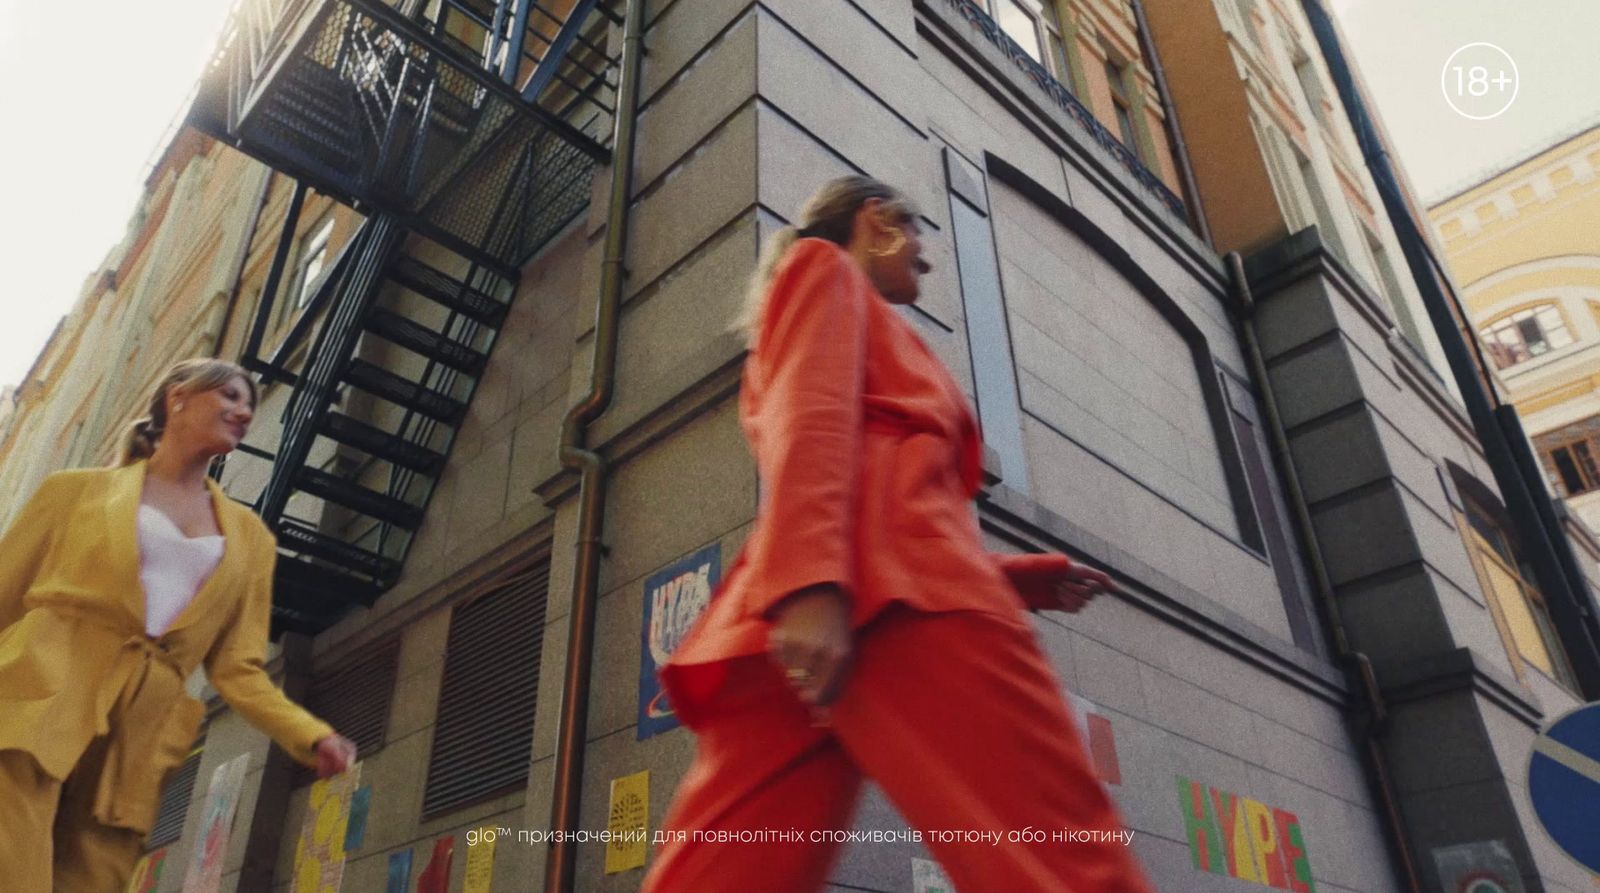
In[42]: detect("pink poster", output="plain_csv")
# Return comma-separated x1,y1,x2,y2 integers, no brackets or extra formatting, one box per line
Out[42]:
181,753,252,893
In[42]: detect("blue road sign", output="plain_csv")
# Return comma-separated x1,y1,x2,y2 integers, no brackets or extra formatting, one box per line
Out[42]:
1528,702,1600,874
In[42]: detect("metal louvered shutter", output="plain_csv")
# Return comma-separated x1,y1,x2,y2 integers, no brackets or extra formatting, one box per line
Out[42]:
294,638,400,786
147,744,204,848
422,561,548,819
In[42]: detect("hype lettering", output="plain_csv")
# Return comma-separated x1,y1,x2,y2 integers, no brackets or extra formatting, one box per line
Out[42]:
1177,776,1314,892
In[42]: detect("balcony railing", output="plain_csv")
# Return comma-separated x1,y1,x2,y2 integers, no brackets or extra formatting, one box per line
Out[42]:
194,0,618,268
941,0,1187,221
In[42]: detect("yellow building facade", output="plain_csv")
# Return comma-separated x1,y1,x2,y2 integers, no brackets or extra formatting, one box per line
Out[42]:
1431,125,1600,533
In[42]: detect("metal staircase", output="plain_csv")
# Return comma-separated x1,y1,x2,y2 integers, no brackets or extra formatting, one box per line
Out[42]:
190,0,622,633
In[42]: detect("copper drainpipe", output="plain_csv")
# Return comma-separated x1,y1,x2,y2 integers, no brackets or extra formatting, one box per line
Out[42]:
544,0,643,889
1128,0,1213,247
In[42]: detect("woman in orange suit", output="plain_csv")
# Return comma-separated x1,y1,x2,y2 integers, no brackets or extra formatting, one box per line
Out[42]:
0,358,357,892
643,177,1157,893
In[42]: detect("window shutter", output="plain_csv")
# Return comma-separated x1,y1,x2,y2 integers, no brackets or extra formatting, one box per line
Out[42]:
147,742,205,849
295,638,400,786
422,560,548,818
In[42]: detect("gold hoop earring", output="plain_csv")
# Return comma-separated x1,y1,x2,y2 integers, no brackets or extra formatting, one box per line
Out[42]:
870,229,906,258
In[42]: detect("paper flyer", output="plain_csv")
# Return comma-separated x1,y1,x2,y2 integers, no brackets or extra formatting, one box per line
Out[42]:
180,752,252,893
384,850,412,893
344,786,372,852
604,770,651,874
290,763,363,893
416,835,455,893
463,827,496,893
125,848,168,893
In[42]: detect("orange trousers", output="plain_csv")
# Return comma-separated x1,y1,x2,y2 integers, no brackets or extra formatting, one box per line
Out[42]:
642,608,1156,893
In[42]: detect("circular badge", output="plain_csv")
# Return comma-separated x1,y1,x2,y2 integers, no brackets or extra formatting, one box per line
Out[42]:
1440,43,1519,120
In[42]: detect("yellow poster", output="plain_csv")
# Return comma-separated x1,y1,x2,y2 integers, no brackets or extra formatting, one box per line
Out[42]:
291,763,363,893
463,827,496,893
604,770,650,874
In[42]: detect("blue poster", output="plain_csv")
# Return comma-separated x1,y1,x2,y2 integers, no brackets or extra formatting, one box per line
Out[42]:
385,849,412,893
344,786,372,852
638,543,721,739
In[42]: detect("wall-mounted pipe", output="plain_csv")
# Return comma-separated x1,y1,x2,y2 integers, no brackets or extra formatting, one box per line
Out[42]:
1227,251,1422,893
544,1,643,891
1129,0,1213,248
1299,0,1600,697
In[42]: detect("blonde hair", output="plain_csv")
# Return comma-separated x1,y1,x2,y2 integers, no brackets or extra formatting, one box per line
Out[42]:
121,358,257,465
738,175,918,343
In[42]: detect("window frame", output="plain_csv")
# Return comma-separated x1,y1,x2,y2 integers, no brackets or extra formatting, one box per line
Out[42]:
290,214,336,312
1104,55,1139,150
1478,303,1574,371
1535,417,1600,498
1454,484,1581,694
987,0,1076,89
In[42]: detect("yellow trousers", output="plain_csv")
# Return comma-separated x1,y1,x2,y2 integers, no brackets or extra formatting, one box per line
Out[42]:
0,737,146,893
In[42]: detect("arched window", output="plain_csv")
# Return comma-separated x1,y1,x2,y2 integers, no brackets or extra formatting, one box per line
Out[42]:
1478,303,1573,369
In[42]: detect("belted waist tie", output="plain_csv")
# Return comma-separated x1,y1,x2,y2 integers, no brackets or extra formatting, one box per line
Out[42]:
90,632,191,830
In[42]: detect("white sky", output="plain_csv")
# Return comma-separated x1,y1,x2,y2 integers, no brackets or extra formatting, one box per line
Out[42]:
1330,0,1600,203
0,0,233,389
0,1,1595,389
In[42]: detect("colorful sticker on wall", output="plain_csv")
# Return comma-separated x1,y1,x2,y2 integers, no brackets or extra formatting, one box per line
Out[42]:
1176,776,1314,892
344,786,372,852
605,770,650,874
416,835,455,893
463,827,496,893
125,847,168,893
385,849,413,893
291,762,363,893
638,543,721,739
913,857,955,893
180,752,252,893
1069,693,1122,785
1431,840,1527,893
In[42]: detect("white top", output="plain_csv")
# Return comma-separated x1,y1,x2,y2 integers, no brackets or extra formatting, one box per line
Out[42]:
138,504,225,637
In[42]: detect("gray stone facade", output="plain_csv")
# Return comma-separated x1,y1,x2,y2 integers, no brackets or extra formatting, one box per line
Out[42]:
141,2,1594,892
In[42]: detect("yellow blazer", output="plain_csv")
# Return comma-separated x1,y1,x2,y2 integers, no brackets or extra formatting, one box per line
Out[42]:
0,460,333,833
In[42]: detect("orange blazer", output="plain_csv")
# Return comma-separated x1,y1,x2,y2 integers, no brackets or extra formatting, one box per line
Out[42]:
0,461,333,833
663,239,1040,726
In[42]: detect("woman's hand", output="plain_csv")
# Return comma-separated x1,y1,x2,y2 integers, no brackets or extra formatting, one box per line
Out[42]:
767,584,853,708
314,733,358,779
1049,562,1118,613
999,553,1119,613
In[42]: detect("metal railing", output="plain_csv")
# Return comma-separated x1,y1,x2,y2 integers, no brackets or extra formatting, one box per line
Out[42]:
256,214,402,524
213,0,616,267
942,0,1187,220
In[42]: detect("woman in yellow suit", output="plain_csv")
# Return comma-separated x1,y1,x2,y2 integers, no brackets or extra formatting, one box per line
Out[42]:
0,358,357,892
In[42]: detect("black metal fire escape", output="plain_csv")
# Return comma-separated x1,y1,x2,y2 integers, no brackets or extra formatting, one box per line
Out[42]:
188,0,622,634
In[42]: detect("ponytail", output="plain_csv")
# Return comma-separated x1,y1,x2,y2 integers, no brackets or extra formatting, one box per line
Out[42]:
121,417,164,464
735,175,917,345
